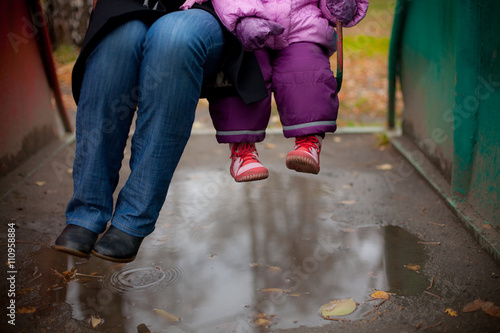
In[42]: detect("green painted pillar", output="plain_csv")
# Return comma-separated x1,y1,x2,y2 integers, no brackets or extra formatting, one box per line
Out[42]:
451,0,480,198
388,0,500,227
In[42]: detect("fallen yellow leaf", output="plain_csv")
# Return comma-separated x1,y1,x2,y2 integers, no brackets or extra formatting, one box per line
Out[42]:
445,308,458,317
254,313,268,320
154,309,181,322
320,298,357,318
370,290,390,299
91,315,102,328
255,318,274,327
253,313,275,327
35,181,46,186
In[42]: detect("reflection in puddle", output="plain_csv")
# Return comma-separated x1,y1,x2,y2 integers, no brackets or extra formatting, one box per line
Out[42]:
35,170,429,332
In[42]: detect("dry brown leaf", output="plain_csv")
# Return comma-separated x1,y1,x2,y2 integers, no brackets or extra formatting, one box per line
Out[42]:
480,301,495,312
267,265,282,273
253,313,275,327
445,308,458,317
370,290,390,299
375,163,393,170
154,309,181,322
91,315,102,328
463,299,483,313
62,267,77,279
463,299,500,318
404,264,420,273
484,305,500,318
429,221,445,227
17,307,36,314
479,301,500,317
35,181,46,186
258,288,290,294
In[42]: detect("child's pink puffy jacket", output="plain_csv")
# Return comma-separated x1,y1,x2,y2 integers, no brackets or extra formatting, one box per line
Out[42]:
181,0,368,55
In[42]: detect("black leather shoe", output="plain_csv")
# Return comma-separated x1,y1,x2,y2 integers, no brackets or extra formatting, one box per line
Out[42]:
53,224,99,258
91,226,144,263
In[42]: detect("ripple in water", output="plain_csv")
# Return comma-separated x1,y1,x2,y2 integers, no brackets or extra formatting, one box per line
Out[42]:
102,265,183,294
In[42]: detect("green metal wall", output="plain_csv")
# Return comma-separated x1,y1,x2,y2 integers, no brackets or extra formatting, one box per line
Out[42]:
389,0,500,228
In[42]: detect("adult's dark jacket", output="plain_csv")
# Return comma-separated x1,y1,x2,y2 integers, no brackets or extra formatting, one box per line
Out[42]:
71,0,268,105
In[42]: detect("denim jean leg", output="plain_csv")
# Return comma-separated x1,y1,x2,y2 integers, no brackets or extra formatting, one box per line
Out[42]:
111,10,226,237
65,21,148,234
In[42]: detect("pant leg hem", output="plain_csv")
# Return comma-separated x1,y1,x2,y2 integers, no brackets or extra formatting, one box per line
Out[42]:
110,219,154,238
66,219,107,234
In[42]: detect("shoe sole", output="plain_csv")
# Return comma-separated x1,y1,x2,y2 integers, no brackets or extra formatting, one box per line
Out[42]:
234,172,269,182
91,249,136,263
52,245,90,259
286,155,320,174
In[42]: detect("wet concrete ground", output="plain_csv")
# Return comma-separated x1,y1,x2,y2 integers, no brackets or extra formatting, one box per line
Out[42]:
1,131,500,333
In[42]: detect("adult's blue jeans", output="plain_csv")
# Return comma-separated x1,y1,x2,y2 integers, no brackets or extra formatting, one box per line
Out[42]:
66,9,226,237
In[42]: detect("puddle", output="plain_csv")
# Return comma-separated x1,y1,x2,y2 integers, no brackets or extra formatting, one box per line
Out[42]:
102,265,183,294
28,170,429,332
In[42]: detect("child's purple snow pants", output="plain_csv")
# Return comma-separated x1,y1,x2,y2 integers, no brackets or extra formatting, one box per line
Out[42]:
208,42,339,143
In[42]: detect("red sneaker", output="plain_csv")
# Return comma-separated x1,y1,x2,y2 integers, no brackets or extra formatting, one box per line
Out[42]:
286,135,322,174
230,143,269,182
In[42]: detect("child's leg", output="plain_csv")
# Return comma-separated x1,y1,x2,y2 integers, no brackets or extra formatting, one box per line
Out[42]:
271,42,338,174
208,49,272,181
272,42,338,138
209,49,272,144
